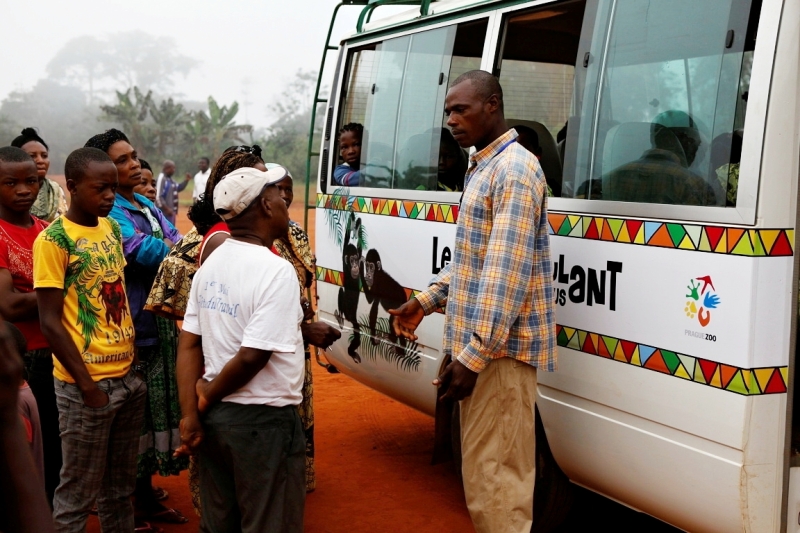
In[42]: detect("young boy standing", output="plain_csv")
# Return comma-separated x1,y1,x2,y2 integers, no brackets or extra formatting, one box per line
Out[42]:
0,146,58,502
33,147,146,533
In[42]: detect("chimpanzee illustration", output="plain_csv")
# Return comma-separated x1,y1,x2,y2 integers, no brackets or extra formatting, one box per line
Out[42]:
335,214,363,363
361,248,408,356
99,277,129,327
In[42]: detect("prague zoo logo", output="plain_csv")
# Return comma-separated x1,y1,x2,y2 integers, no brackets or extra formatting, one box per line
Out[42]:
684,276,721,327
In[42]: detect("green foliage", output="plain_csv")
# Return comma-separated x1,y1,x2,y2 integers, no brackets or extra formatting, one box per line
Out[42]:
185,97,253,162
2,46,317,180
0,80,111,173
324,193,369,250
256,69,323,179
350,315,422,373
100,90,250,176
100,87,157,157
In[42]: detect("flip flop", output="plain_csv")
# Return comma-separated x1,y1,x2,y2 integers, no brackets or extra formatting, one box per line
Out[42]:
135,521,164,533
152,486,169,502
145,507,189,524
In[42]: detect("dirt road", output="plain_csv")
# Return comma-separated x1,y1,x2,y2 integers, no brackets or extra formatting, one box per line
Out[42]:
81,195,678,533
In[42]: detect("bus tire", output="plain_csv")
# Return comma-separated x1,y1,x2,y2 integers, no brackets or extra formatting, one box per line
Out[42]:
532,406,574,533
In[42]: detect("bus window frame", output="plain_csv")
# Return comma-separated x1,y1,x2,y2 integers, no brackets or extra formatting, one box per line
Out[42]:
527,0,779,226
321,0,779,223
323,10,498,203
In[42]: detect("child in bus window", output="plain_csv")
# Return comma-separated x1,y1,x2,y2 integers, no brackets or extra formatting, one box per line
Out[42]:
333,123,363,186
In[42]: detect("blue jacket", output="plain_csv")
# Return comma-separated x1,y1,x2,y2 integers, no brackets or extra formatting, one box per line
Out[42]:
109,193,181,346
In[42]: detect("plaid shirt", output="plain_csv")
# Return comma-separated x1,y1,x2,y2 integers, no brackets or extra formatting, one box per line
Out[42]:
415,129,556,373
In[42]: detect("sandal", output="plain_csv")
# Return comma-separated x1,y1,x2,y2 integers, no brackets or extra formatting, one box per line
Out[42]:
135,521,164,533
152,486,169,502
145,507,189,524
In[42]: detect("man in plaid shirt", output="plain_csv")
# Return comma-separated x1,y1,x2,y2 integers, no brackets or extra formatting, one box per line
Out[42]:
391,70,555,533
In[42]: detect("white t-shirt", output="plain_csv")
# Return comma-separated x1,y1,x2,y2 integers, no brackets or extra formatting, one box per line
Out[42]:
193,169,211,200
182,238,304,406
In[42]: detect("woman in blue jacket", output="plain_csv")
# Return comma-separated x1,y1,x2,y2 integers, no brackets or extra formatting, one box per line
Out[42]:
85,129,188,527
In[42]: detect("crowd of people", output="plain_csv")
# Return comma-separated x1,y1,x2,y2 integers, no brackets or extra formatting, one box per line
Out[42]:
0,126,342,533
0,69,555,533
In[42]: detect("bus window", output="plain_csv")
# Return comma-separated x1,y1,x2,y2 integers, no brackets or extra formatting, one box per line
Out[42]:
340,46,375,129
563,0,761,207
333,19,488,192
495,0,588,197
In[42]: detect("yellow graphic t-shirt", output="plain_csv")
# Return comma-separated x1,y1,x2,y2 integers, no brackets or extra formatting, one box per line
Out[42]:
33,217,135,382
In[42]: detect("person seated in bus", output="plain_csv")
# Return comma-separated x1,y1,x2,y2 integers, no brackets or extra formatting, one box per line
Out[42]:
437,128,467,192
396,132,438,190
603,110,716,206
333,123,363,186
515,125,553,196
710,130,743,207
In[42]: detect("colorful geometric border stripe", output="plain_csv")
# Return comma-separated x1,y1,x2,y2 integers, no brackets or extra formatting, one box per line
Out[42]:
316,265,786,395
317,193,458,224
557,325,788,395
548,213,794,257
316,193,794,257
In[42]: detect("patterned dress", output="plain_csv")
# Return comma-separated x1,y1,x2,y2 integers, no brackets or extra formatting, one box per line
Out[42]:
274,221,317,492
108,194,188,477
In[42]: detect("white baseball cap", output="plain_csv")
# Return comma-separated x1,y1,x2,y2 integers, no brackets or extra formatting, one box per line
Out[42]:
213,166,289,220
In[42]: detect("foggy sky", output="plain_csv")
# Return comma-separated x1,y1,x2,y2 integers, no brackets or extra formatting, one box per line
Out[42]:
0,0,406,129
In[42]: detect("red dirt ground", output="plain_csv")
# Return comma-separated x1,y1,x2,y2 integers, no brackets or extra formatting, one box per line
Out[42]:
83,195,475,533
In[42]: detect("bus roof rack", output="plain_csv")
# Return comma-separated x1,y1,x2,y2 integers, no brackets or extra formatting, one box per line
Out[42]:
303,0,434,232
356,0,433,33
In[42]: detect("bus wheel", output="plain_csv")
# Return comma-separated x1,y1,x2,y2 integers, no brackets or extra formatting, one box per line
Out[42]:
532,406,574,533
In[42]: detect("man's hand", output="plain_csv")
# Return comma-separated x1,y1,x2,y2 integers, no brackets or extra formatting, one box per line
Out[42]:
174,414,204,457
185,173,192,182
196,378,210,414
388,299,425,341
82,386,109,409
301,322,341,350
300,297,314,321
433,359,478,402
164,238,175,248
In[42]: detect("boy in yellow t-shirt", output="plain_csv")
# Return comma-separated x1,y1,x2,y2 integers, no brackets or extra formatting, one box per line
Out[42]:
33,147,146,533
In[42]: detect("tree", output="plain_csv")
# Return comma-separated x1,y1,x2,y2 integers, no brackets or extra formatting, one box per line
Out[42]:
150,97,191,158
46,32,197,101
186,97,253,162
105,31,198,92
257,69,323,180
45,36,109,103
0,80,109,173
99,87,157,158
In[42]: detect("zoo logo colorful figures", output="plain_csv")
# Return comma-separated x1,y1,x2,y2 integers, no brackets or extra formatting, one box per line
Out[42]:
684,275,721,327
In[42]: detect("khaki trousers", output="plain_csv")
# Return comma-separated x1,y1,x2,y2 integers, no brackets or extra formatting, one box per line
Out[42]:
460,357,537,533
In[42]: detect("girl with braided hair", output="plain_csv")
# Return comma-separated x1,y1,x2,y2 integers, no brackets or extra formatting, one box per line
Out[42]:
333,122,363,186
196,145,267,264
11,128,68,222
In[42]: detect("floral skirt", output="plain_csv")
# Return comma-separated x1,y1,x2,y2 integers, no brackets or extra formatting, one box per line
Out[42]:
137,317,189,477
